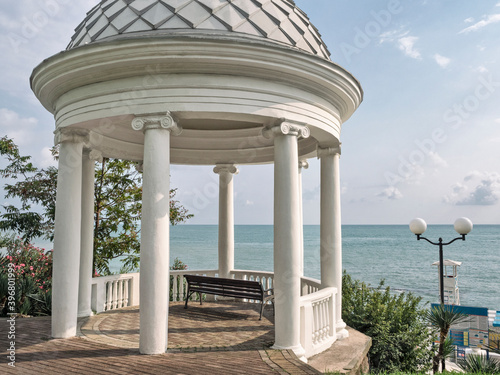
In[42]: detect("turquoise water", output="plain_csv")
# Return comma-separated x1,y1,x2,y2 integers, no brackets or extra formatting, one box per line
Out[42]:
167,225,499,310
29,224,500,310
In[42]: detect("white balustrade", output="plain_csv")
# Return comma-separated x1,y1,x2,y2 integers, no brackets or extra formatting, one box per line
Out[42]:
231,270,274,303
91,273,139,313
89,269,338,359
301,276,321,296
231,269,274,288
300,286,337,358
170,269,218,302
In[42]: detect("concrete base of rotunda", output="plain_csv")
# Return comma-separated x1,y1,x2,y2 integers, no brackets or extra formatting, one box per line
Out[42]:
307,327,372,375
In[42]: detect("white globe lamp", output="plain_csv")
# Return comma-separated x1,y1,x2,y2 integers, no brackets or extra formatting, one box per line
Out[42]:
454,217,473,235
410,218,427,235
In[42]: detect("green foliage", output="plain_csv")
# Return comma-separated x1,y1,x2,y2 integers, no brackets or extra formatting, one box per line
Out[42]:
0,136,57,242
0,238,53,316
170,189,194,226
425,304,469,373
171,257,188,271
93,158,142,275
458,354,500,374
342,272,434,374
0,136,193,275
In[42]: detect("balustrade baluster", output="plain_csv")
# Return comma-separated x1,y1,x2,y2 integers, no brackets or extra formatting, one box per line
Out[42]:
180,274,185,301
117,280,124,308
321,299,328,341
112,280,118,309
106,282,113,311
124,279,129,306
312,301,318,344
172,275,178,301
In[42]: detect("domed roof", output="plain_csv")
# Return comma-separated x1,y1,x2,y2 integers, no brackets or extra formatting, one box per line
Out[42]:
67,0,331,60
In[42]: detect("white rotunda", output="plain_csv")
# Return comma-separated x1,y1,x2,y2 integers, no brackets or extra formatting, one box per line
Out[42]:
31,0,363,358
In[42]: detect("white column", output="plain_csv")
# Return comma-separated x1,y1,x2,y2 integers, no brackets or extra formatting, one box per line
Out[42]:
263,121,310,355
52,129,87,338
78,150,101,317
319,146,348,339
298,160,309,278
214,164,239,279
132,112,182,355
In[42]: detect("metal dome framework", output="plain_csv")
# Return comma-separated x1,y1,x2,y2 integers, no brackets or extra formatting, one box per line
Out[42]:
31,0,363,360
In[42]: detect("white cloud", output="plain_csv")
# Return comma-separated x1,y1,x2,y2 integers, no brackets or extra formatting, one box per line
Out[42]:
379,28,408,44
0,108,38,146
379,29,422,60
459,13,500,34
444,171,500,206
377,187,403,200
433,54,451,68
39,147,57,168
476,65,489,73
245,200,254,206
428,152,448,168
397,36,422,59
464,17,475,23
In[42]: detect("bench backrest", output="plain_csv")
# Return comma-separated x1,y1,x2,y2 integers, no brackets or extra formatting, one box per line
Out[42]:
184,274,264,300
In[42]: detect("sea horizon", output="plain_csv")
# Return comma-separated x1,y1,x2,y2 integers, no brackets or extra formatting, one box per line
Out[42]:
5,224,499,311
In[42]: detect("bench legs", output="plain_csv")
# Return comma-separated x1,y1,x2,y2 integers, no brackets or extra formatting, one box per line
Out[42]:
184,290,203,309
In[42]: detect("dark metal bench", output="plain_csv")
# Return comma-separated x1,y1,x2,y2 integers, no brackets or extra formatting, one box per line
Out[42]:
183,274,274,320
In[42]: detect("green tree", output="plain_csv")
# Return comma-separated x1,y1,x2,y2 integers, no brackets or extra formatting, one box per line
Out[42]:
0,136,57,241
425,304,469,374
0,136,193,274
342,272,434,374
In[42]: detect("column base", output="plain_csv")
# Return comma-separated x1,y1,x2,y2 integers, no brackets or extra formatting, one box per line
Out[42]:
139,347,167,355
336,319,349,340
77,310,94,318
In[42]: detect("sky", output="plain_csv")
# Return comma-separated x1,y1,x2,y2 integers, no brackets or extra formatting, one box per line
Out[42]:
1,0,500,225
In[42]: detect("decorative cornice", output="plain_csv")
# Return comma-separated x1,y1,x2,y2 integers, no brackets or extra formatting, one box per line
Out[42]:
299,160,309,170
131,111,182,136
317,145,341,158
213,164,239,175
54,128,90,146
262,119,310,140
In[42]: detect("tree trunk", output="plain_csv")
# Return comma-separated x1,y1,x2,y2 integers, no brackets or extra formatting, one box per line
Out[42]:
438,329,447,373
432,355,440,374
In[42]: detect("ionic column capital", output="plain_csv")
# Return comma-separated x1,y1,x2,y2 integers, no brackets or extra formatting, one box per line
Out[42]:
214,164,239,175
262,119,310,140
317,145,341,158
54,128,90,146
84,149,103,163
299,160,309,170
131,111,182,136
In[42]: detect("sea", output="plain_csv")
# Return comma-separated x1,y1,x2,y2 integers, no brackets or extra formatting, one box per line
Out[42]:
30,224,500,311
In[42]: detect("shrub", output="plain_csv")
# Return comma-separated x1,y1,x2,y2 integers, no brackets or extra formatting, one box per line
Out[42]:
458,354,500,374
342,271,434,374
0,237,53,316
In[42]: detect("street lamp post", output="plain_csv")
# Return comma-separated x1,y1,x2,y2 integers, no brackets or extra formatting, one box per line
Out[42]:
409,217,473,305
